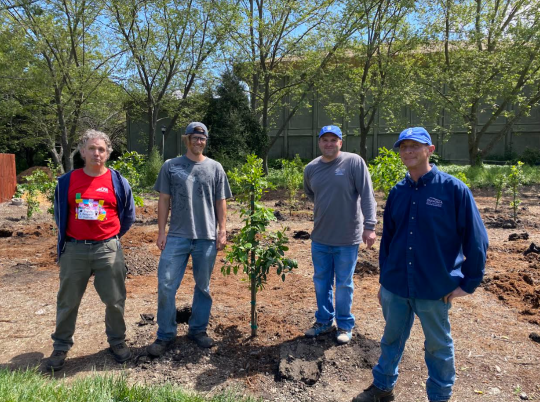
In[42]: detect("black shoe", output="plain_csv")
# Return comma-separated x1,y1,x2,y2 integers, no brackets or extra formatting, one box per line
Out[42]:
109,342,132,363
147,338,175,357
187,332,214,348
352,384,395,402
46,350,67,371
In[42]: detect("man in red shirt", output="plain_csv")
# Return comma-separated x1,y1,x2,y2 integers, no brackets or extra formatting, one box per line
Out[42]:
46,129,136,371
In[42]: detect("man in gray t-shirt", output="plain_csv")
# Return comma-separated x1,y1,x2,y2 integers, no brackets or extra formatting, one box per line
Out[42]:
148,122,232,357
303,125,377,345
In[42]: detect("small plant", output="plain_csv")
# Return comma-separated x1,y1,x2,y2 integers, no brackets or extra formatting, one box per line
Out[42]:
493,172,506,212
21,162,60,220
369,147,407,198
143,147,163,187
281,154,304,215
223,154,298,337
110,151,146,206
452,171,470,187
507,161,524,223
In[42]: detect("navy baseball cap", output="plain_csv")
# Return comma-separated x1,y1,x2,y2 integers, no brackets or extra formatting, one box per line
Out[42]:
186,122,208,137
394,127,432,148
319,125,342,139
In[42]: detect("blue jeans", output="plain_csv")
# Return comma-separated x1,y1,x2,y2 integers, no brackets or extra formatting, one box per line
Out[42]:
373,286,455,402
311,241,359,331
156,236,217,341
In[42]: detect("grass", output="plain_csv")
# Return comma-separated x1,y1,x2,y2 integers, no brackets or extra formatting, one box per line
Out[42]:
0,368,259,402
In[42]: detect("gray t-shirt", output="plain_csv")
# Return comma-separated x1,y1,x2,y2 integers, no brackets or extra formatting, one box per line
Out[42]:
304,152,377,246
154,155,232,240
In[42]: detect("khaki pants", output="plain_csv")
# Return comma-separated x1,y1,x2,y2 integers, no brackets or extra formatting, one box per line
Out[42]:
52,238,127,351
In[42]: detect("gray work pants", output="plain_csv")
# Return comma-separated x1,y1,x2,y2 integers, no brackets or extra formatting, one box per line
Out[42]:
51,238,127,351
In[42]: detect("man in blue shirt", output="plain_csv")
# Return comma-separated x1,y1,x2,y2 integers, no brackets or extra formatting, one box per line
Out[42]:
352,127,488,402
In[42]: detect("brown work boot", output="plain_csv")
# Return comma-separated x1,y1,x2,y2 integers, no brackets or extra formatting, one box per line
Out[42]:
352,384,395,402
109,342,132,363
46,350,68,371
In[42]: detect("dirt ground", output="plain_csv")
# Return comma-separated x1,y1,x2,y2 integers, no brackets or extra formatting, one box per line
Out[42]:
1,186,540,402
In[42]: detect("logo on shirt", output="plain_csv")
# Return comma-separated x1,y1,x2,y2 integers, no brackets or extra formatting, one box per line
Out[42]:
426,197,443,207
95,187,109,193
335,168,345,176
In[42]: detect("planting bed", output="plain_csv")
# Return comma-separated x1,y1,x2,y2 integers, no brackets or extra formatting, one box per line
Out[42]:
0,186,540,401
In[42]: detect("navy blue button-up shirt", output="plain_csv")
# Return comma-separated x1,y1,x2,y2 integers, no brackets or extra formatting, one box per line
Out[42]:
379,165,488,300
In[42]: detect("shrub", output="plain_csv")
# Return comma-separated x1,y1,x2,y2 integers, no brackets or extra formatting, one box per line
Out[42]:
143,147,163,188
507,161,524,222
369,147,407,198
109,151,145,206
281,154,304,214
520,147,540,166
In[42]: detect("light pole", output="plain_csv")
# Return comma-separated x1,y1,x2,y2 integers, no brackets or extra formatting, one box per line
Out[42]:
161,126,166,157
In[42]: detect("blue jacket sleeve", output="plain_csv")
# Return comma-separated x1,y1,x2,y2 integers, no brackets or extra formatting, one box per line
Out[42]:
119,175,136,237
379,189,396,273
457,187,489,294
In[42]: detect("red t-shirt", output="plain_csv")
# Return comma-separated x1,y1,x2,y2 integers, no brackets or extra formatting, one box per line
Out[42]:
66,169,121,240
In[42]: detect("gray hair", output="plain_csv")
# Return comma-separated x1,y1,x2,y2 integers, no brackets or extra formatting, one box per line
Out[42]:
78,129,113,155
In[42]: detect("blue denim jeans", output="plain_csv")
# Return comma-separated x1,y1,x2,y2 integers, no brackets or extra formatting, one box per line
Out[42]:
311,241,359,331
372,286,455,402
156,236,217,341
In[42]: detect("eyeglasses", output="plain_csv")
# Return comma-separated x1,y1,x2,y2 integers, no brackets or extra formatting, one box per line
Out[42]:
190,136,207,143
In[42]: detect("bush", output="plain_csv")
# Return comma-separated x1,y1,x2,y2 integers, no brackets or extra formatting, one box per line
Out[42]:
369,147,407,198
143,147,163,187
520,147,540,166
109,151,146,206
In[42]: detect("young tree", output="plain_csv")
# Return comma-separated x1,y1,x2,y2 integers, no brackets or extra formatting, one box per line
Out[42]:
106,0,236,155
417,0,540,165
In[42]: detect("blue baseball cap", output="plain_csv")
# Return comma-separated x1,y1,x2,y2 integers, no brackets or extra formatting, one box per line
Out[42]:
186,122,208,137
319,125,342,139
394,127,432,148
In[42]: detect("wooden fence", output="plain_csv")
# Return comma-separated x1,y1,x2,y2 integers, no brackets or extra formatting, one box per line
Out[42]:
0,154,17,203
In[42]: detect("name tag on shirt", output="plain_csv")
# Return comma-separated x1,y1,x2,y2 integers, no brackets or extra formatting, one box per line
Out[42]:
76,196,107,221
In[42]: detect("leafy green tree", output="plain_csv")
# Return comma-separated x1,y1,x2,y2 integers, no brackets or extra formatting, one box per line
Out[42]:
203,70,266,169
1,0,123,172
318,0,418,160
106,0,237,155
223,155,297,337
232,0,377,172
416,0,540,165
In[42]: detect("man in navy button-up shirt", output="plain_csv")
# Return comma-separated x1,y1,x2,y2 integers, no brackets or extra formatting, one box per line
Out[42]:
352,127,488,402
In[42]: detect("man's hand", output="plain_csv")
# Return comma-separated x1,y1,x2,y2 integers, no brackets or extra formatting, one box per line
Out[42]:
377,286,382,306
443,286,469,303
156,233,167,251
217,230,226,250
362,229,377,248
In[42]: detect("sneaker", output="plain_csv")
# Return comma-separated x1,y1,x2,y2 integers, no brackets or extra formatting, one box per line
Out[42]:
305,322,335,338
46,350,67,371
352,384,395,402
147,338,175,357
187,331,214,348
336,328,352,344
109,342,132,363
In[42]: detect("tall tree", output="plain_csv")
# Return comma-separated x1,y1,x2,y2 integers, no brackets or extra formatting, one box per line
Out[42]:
318,0,417,160
106,0,236,155
203,70,267,168
417,0,540,165
1,0,121,172
232,0,375,172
